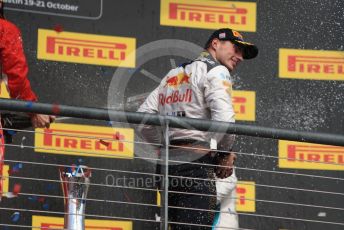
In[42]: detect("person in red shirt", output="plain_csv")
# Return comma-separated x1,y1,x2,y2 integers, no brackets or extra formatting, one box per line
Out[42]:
0,0,54,197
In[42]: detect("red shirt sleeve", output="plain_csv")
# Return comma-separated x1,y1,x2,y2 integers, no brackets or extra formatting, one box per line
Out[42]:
0,19,37,101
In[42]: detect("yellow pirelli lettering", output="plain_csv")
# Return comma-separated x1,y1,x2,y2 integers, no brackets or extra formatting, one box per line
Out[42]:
279,140,344,170
279,48,344,80
236,181,255,212
32,215,132,230
35,123,134,159
232,90,256,121
161,0,256,32
37,29,136,68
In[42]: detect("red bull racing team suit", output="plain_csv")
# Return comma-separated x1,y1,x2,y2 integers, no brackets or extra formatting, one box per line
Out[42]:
138,51,235,229
0,18,38,197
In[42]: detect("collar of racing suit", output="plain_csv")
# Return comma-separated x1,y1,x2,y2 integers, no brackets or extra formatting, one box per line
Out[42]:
196,51,220,65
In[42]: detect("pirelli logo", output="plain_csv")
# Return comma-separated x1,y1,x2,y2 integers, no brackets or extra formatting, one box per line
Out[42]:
232,90,255,121
160,0,256,32
279,49,344,80
35,123,134,159
32,215,132,230
37,29,136,68
236,181,255,212
279,141,344,170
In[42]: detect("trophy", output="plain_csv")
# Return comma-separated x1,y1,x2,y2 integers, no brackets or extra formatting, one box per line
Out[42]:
59,165,91,230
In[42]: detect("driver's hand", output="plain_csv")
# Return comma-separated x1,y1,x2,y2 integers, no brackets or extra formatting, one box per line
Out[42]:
216,153,237,179
31,114,55,128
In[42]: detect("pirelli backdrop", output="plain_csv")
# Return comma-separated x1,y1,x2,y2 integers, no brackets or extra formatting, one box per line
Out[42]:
1,0,344,229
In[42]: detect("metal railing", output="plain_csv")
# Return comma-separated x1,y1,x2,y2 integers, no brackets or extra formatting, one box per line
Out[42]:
0,98,343,230
0,98,344,146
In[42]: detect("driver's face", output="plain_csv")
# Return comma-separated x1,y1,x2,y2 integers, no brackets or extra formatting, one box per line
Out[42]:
214,40,244,72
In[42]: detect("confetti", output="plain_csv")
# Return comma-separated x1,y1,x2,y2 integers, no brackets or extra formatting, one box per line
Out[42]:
6,130,16,136
42,203,50,210
53,24,63,33
20,136,26,149
8,165,21,175
99,139,110,147
11,212,20,222
13,184,21,195
28,196,38,202
25,101,33,108
52,104,61,115
123,191,132,202
155,213,161,222
13,163,23,171
4,192,17,198
45,183,57,192
318,212,327,217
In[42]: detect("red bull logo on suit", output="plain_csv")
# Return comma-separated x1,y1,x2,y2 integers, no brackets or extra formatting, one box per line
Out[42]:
160,72,192,105
159,89,192,105
164,72,191,89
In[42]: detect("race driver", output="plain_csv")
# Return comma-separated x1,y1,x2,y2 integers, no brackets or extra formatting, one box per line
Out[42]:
0,0,54,198
138,28,258,229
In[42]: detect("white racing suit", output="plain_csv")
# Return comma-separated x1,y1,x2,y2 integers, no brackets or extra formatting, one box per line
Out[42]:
213,169,239,229
138,51,235,148
138,51,237,229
